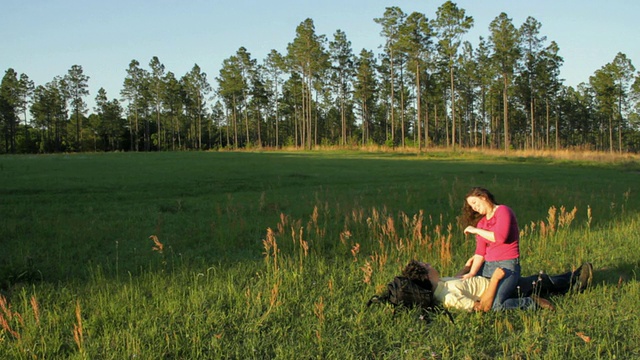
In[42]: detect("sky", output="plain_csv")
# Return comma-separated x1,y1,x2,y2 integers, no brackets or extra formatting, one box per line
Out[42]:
2,0,640,112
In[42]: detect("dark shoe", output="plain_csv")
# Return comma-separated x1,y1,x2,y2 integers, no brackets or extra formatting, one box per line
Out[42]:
531,294,555,310
571,262,593,293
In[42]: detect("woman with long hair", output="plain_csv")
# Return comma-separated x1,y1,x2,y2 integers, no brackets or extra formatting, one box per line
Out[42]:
459,187,522,310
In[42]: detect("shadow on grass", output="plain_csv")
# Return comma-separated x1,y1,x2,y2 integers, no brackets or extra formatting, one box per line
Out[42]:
593,261,640,286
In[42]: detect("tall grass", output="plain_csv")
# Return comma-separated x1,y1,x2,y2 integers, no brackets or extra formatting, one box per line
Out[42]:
0,151,639,358
1,204,638,358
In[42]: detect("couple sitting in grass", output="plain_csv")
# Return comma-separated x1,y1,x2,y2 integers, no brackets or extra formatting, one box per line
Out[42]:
390,186,593,313
402,259,593,312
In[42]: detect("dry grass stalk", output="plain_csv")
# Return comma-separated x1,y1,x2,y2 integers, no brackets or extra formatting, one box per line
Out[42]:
263,228,279,274
0,294,12,321
540,220,550,238
360,260,373,284
412,210,424,245
299,229,309,257
0,314,20,340
371,207,380,225
149,235,164,253
400,212,410,230
30,296,40,325
547,206,557,233
439,224,453,264
269,280,281,309
277,213,287,234
297,227,309,271
290,226,296,245
382,216,397,243
256,279,282,327
244,287,253,309
453,146,640,163
350,243,360,262
314,297,325,345
313,297,325,323
307,206,325,237
72,300,84,353
351,208,364,224
340,229,352,246
370,252,388,270
0,295,20,340
558,206,578,228
310,205,319,229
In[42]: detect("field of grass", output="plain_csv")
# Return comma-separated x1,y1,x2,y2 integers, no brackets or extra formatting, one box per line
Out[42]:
1,150,639,359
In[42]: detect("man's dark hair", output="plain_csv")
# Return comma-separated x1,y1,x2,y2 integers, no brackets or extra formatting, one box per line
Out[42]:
402,260,433,291
367,260,454,323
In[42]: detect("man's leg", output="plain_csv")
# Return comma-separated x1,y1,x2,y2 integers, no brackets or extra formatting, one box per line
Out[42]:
520,262,593,298
514,273,541,298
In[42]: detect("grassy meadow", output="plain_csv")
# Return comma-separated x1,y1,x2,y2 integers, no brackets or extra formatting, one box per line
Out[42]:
1,150,639,359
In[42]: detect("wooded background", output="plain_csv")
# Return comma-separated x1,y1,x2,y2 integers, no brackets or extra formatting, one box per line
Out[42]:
2,2,640,154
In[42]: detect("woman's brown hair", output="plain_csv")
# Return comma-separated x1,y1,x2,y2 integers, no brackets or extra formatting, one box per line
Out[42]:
459,187,498,228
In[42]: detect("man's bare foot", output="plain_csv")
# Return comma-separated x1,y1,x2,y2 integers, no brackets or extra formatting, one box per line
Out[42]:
477,297,493,312
473,300,483,312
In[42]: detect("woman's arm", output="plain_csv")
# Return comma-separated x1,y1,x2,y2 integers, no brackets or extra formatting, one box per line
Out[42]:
464,207,514,243
461,254,485,280
455,256,474,277
464,226,496,242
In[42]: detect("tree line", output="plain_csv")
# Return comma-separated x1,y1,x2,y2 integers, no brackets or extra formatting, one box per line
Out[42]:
2,2,640,154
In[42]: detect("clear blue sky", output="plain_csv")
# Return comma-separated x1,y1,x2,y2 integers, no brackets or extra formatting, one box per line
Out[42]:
2,0,639,111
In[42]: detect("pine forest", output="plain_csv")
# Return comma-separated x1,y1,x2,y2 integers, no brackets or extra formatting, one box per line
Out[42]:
2,2,640,154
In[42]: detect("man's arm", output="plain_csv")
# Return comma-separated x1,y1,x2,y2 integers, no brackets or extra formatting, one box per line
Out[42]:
473,267,506,312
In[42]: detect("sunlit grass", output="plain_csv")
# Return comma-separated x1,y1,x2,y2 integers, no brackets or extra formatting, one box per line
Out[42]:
0,150,638,358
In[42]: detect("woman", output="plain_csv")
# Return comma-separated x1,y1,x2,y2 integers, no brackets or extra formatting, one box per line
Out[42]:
459,187,521,310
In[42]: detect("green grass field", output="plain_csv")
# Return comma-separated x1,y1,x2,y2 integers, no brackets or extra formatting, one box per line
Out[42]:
1,150,639,359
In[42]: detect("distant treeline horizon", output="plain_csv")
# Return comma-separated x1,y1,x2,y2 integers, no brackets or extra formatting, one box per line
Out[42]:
2,2,640,154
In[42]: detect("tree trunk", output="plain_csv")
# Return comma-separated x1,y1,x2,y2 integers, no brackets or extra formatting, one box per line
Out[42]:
530,96,535,150
390,50,395,145
609,116,613,153
416,63,421,150
450,64,456,150
503,73,509,152
546,99,550,148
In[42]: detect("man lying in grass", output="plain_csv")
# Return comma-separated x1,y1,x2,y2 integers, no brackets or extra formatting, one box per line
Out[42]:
401,260,593,312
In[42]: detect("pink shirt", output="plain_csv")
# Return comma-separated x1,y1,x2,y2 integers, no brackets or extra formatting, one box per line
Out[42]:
474,205,520,262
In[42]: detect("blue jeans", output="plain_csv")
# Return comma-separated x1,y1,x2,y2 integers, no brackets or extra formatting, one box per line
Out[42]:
479,259,526,310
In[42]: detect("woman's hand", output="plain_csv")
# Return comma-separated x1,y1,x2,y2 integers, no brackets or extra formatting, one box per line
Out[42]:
460,272,476,280
465,226,496,243
461,254,485,280
456,256,476,278
464,226,477,235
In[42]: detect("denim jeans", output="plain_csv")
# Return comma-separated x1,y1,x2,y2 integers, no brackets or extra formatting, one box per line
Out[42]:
479,258,524,310
517,270,576,298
